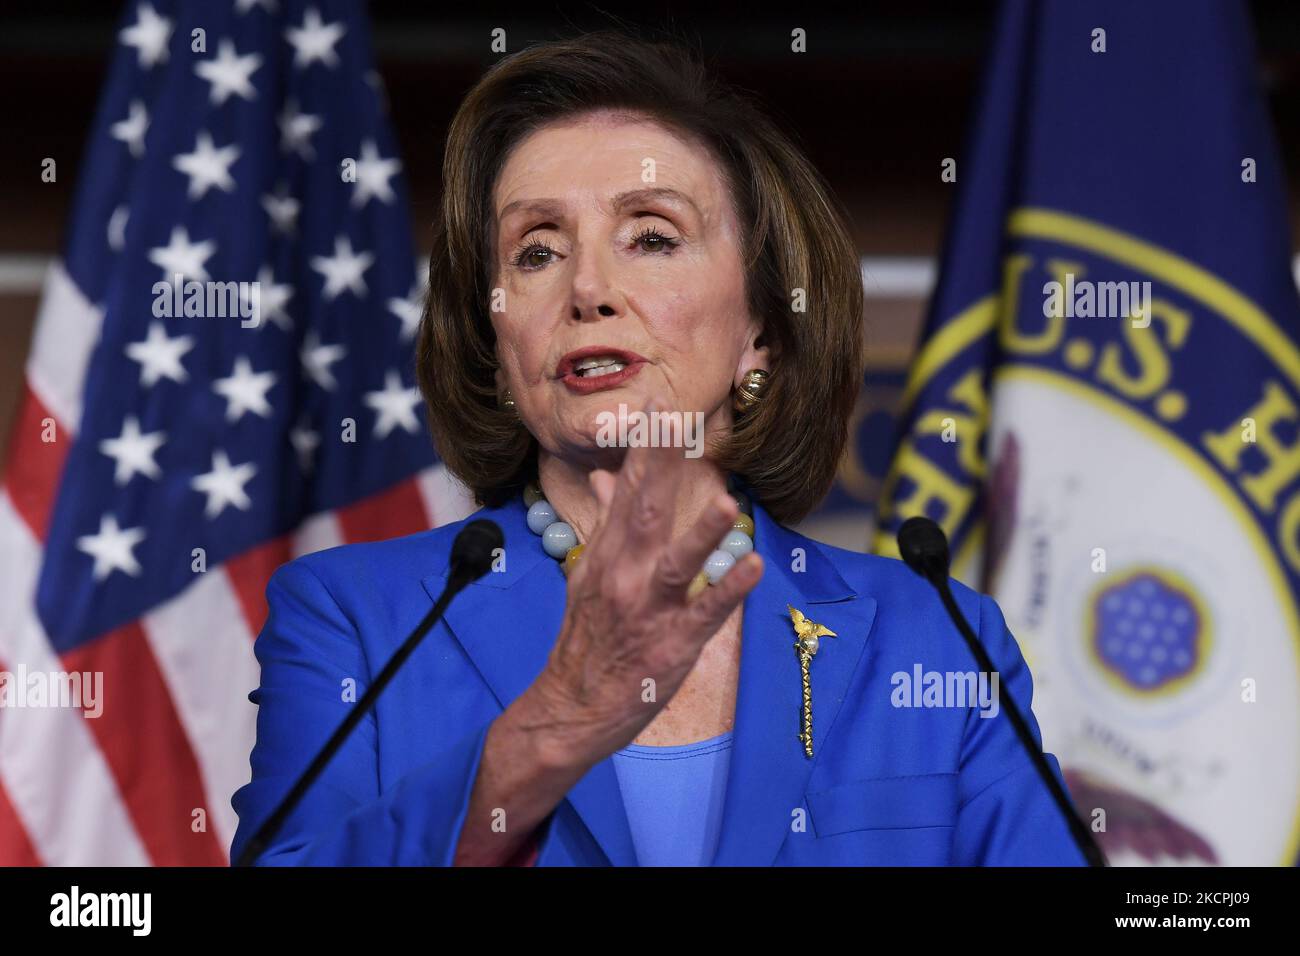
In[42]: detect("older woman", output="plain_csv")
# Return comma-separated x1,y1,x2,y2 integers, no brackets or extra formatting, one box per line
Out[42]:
230,33,1085,866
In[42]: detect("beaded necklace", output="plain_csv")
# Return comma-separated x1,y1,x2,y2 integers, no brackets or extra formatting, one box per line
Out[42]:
521,478,837,760
523,480,755,597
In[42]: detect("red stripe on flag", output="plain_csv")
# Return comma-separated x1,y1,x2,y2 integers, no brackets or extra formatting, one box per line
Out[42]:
336,477,430,543
0,777,42,866
2,384,69,541
225,535,292,637
62,623,228,866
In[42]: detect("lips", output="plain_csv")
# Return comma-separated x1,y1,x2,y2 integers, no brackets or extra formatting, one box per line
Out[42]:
555,346,648,395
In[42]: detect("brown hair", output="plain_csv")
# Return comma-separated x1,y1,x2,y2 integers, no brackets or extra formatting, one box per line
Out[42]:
417,30,864,524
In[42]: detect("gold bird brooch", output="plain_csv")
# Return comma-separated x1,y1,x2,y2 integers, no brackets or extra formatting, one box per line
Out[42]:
788,604,837,758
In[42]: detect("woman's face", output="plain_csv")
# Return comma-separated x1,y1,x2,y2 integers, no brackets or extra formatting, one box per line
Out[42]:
489,110,768,467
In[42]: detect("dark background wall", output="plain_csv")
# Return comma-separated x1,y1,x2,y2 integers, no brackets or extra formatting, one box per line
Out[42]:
3,1,1299,505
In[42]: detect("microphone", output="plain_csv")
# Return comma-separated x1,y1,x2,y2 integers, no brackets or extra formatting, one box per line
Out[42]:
449,518,505,586
897,514,950,584
235,519,504,867
896,516,1107,867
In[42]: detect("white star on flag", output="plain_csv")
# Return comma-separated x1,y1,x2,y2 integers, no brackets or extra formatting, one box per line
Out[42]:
77,514,147,581
364,371,422,438
99,415,166,485
350,139,401,207
236,0,277,12
300,332,347,391
119,2,172,69
192,450,258,519
286,7,347,69
147,225,216,282
310,235,374,300
194,38,262,105
387,280,425,341
125,321,195,387
172,131,241,200
248,265,293,331
290,422,321,472
261,185,300,235
213,356,278,422
110,100,149,158
278,100,322,160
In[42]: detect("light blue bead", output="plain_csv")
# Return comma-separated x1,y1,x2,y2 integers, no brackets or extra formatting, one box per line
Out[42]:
527,499,557,535
703,549,736,582
720,529,753,558
542,521,578,559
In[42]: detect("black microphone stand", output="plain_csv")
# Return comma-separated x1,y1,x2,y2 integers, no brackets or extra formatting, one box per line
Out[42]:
234,520,501,867
931,573,1107,867
898,517,1107,867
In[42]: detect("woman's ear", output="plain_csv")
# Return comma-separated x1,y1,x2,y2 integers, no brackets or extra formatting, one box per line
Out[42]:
734,318,770,382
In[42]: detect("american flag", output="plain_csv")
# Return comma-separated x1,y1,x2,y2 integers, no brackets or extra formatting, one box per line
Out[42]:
0,0,474,865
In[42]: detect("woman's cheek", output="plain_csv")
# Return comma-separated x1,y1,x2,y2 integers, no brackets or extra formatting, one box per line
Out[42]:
508,314,552,387
631,285,695,339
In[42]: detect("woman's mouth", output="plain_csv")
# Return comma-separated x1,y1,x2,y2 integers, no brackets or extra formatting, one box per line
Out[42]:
556,347,648,394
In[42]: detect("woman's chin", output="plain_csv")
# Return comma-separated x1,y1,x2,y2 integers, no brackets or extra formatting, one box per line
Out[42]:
557,391,647,433
544,436,628,471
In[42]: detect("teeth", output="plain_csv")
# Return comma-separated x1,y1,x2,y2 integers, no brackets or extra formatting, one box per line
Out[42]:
574,355,623,370
577,362,626,378
573,355,628,377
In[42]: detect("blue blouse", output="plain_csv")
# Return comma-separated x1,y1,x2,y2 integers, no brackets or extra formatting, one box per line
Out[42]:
611,732,734,866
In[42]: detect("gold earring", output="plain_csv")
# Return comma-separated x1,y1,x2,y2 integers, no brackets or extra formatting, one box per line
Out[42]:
499,387,519,418
732,369,770,413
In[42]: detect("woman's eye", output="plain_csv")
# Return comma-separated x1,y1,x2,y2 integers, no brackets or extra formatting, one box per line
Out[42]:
632,228,679,254
511,242,555,269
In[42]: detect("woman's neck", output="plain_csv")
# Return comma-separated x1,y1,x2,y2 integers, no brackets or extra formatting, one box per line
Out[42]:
536,451,731,545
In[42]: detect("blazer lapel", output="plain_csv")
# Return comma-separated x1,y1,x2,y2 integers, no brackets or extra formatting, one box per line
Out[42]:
426,497,637,867
425,492,879,868
711,501,879,866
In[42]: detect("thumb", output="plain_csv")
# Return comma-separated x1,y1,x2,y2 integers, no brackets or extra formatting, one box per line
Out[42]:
589,468,617,525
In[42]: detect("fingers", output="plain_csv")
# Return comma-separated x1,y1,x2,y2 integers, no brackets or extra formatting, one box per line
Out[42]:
588,468,616,525
689,552,764,631
607,397,686,552
650,491,739,597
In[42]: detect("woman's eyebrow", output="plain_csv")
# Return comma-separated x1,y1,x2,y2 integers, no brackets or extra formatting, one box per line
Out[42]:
497,187,699,225
498,197,566,223
610,187,698,216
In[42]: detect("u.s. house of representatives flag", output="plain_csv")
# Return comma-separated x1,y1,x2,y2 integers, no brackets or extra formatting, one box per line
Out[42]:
874,0,1300,865
0,0,473,865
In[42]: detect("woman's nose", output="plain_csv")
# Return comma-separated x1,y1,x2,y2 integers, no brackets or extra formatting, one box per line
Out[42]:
568,244,623,321
572,302,617,320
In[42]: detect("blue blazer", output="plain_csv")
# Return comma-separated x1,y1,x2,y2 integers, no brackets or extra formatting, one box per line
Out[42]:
230,492,1088,866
